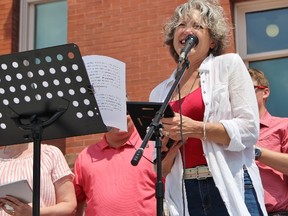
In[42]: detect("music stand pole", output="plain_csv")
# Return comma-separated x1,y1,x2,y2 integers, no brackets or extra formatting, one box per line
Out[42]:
13,110,66,216
131,59,190,216
31,122,42,216
33,131,41,216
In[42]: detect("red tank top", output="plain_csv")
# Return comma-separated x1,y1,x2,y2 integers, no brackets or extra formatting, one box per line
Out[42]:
170,87,207,168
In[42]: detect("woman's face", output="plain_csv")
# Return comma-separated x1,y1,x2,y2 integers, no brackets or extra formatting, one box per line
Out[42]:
173,9,215,61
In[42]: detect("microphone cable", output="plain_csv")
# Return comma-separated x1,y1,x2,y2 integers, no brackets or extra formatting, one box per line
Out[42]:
175,83,187,216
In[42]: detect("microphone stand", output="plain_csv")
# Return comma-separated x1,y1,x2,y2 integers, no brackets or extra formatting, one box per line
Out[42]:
131,59,190,216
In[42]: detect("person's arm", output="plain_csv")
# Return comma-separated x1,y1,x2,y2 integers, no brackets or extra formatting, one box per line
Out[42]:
40,177,77,215
256,147,288,176
161,113,231,145
73,155,87,216
157,112,231,176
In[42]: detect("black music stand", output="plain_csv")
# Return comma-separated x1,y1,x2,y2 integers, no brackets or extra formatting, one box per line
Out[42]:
0,43,107,216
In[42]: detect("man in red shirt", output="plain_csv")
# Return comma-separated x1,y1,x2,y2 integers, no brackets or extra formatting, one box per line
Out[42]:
249,68,288,216
73,115,157,216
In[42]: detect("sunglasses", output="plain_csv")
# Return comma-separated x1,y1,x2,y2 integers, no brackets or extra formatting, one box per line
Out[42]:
254,85,267,91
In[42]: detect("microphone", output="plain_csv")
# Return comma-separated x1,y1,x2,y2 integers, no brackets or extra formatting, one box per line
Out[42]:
178,35,199,63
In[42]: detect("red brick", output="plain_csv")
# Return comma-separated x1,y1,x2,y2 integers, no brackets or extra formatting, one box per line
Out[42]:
0,0,241,164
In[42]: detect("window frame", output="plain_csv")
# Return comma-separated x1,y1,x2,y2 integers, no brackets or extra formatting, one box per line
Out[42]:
19,0,61,52
234,0,288,63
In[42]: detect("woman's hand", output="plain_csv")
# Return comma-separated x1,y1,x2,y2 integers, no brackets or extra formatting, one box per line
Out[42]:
161,112,203,141
161,113,231,146
0,196,32,216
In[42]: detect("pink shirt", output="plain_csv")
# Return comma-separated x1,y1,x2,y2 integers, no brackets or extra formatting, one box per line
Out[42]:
0,144,73,216
256,110,288,213
73,129,157,216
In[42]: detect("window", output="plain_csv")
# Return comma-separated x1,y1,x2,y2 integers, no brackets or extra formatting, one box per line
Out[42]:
235,0,288,117
18,0,67,152
19,0,67,51
246,8,288,54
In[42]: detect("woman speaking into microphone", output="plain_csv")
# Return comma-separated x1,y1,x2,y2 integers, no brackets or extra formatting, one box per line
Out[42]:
149,0,267,216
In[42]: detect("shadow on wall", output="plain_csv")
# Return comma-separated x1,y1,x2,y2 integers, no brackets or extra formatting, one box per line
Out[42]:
65,153,79,172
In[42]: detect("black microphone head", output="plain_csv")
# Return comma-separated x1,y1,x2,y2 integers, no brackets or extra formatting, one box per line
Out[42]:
178,34,199,63
185,34,199,46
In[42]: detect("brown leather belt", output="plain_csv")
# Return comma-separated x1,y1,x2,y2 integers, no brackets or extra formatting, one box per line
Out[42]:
184,165,212,180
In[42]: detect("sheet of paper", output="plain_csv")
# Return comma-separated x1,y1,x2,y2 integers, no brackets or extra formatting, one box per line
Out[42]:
83,55,127,131
0,179,32,203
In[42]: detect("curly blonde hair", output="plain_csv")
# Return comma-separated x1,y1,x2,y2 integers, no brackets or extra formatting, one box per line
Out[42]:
163,0,231,63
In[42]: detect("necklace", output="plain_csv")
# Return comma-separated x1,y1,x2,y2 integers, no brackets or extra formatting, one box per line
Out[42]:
188,72,199,93
171,71,199,101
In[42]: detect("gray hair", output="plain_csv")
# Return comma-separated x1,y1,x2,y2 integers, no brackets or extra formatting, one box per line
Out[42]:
163,0,232,63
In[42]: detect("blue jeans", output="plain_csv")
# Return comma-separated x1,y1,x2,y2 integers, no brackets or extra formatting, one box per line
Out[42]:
244,170,264,216
184,170,263,216
184,177,229,216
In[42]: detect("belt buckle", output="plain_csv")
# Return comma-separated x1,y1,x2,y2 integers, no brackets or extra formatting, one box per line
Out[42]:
196,167,207,180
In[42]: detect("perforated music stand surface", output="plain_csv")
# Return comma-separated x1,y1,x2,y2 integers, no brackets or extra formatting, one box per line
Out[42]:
0,43,107,216
0,43,107,146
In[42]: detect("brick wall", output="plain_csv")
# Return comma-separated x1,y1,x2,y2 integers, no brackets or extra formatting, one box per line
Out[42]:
1,0,237,168
0,0,19,54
